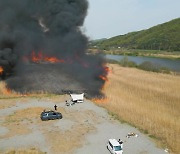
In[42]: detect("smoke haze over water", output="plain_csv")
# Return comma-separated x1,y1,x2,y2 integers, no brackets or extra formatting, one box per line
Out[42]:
0,0,107,97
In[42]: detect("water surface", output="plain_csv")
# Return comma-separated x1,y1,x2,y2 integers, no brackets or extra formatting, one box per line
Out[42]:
106,54,180,72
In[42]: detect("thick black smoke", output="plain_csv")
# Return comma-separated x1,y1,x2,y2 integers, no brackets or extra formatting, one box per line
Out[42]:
0,0,107,98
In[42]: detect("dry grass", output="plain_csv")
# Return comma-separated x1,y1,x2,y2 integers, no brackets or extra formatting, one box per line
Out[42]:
2,107,45,138
45,123,95,154
0,82,19,98
0,100,17,110
95,64,180,153
43,109,98,154
5,148,46,154
0,81,67,100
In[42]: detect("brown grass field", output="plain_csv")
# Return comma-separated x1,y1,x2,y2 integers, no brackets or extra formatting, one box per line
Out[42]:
94,64,180,153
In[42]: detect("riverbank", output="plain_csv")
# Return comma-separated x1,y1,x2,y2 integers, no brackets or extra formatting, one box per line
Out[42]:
88,49,180,59
106,55,180,74
94,64,180,153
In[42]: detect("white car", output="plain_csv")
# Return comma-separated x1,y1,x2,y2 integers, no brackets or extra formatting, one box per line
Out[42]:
107,139,123,154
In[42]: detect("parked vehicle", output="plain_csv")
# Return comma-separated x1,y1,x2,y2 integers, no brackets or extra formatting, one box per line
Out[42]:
107,139,123,154
40,110,62,121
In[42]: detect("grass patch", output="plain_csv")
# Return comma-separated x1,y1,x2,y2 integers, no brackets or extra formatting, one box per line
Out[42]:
108,111,131,125
5,148,46,154
0,81,66,100
2,107,47,138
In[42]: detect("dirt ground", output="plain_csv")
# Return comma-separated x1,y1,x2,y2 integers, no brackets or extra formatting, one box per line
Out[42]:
0,96,167,154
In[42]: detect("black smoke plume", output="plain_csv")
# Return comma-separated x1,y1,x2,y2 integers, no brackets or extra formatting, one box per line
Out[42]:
0,0,107,98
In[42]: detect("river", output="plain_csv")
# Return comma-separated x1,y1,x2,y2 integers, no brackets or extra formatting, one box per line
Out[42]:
106,54,180,72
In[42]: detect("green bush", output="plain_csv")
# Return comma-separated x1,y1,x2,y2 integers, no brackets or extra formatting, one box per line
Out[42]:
138,61,170,73
119,57,137,67
138,61,160,72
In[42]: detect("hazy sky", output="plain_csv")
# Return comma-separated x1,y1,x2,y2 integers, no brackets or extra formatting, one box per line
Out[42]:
83,0,180,40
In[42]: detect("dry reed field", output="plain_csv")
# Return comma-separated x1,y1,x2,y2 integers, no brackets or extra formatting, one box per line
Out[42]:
96,64,180,153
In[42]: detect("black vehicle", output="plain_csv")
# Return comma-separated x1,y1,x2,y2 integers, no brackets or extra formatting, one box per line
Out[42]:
40,110,63,121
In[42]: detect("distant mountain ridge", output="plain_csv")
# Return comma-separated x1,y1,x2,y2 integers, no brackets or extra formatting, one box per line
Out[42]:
90,18,180,51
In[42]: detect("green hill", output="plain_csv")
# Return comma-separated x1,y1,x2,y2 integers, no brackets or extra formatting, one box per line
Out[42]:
90,18,180,51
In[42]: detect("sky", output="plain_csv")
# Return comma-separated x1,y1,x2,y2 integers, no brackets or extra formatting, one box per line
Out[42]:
83,0,180,40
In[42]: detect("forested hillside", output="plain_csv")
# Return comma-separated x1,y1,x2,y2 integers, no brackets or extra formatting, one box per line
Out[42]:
90,18,180,51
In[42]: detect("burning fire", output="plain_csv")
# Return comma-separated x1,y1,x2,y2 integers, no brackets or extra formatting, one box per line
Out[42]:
0,66,3,75
23,51,65,64
92,66,109,101
99,66,110,81
23,51,90,67
92,97,108,104
31,51,65,63
21,50,110,98
99,75,108,81
98,65,111,93
1,84,30,96
3,87,12,95
0,82,12,95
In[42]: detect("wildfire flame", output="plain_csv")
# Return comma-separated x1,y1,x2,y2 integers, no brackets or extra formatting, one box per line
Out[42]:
1,83,32,96
30,51,65,63
3,87,12,95
23,51,90,67
99,66,110,81
92,97,108,104
95,65,111,102
99,75,108,81
21,51,110,99
0,66,3,75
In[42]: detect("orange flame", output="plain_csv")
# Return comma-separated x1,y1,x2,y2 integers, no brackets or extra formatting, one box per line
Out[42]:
29,51,65,63
99,75,108,81
44,57,65,63
99,66,110,81
104,66,110,73
24,51,91,67
3,87,12,95
0,66,3,75
92,97,108,104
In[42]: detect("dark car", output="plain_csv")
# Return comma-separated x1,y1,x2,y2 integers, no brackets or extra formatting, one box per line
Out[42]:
40,110,63,121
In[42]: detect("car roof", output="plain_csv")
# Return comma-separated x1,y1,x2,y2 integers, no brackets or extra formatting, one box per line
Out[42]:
42,110,55,113
44,110,54,112
109,139,120,146
42,110,61,113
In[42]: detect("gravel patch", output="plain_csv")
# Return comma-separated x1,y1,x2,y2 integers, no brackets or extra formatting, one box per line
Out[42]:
0,98,166,154
0,130,51,153
53,119,75,131
0,126,9,136
75,121,165,154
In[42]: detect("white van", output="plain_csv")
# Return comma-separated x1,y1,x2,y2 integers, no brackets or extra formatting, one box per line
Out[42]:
107,139,123,154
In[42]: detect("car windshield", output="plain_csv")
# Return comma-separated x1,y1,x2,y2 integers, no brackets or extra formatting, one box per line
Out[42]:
114,146,122,151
